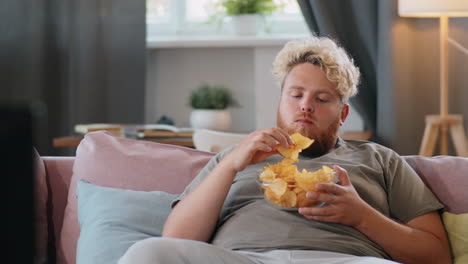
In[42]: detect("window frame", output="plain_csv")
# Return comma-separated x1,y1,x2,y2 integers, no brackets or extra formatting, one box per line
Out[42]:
146,0,309,37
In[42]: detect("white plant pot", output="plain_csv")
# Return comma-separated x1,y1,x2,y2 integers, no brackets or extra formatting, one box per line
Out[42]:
190,109,232,132
231,14,260,35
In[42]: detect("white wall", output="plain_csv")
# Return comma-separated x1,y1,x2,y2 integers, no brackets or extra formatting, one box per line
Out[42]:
145,47,256,132
146,45,363,133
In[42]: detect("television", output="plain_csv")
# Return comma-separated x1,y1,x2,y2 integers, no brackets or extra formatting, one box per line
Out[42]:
0,104,35,263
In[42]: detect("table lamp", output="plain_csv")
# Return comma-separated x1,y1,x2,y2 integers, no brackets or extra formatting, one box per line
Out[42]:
399,0,468,157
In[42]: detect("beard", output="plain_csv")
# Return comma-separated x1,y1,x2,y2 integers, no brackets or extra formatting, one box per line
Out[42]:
277,112,341,157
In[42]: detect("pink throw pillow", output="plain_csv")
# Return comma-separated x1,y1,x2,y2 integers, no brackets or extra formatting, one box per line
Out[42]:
58,131,214,264
404,155,468,214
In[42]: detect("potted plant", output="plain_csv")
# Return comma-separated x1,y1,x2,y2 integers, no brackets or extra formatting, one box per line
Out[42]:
189,84,239,131
218,0,283,35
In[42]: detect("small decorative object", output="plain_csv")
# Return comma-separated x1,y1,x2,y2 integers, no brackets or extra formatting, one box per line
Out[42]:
156,115,174,126
189,84,239,131
217,0,283,35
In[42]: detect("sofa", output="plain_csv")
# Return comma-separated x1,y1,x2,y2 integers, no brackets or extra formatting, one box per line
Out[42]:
34,131,468,264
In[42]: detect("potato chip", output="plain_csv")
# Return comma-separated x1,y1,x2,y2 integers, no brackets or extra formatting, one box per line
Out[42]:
283,175,296,184
269,179,287,197
264,188,281,204
276,132,314,161
278,190,297,207
295,166,335,192
291,133,314,150
259,133,336,209
293,187,303,193
322,165,334,174
259,167,276,182
264,159,298,181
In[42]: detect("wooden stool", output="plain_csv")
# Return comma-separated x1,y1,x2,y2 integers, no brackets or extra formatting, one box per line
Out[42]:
419,114,468,157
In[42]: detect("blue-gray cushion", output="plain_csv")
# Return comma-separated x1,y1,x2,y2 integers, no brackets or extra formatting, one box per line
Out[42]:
76,179,177,264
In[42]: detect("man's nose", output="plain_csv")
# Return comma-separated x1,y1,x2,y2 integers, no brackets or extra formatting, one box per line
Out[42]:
300,102,313,112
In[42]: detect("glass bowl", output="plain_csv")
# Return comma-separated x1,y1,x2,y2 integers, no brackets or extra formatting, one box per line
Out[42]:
258,171,338,211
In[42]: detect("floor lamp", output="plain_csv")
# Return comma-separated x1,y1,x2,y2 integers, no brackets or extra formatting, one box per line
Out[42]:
398,0,468,157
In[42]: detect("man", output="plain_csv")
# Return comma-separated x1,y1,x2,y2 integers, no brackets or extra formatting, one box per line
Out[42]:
119,36,451,264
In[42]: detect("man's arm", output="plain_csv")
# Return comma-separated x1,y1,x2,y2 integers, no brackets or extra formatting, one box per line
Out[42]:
162,128,292,242
299,165,451,264
162,160,238,242
356,206,450,264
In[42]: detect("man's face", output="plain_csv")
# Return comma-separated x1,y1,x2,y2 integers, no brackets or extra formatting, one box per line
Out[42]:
277,63,349,156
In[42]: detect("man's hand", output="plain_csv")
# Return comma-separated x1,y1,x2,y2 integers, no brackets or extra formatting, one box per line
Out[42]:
163,127,293,242
222,128,293,173
298,165,372,227
298,165,451,264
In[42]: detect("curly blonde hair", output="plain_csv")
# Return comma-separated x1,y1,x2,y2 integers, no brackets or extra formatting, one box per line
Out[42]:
272,36,360,101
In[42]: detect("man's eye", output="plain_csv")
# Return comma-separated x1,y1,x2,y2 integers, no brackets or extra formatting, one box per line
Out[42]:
291,94,302,98
316,98,328,103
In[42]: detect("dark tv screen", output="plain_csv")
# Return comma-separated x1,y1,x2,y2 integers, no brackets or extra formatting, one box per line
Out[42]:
0,104,35,263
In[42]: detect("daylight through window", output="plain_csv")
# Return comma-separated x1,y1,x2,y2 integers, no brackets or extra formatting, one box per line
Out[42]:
146,0,308,36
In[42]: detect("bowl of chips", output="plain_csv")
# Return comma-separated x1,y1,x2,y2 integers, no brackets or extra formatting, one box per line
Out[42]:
258,132,338,210
258,165,337,210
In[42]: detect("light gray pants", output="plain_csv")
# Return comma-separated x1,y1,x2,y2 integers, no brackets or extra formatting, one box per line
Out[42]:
118,237,400,264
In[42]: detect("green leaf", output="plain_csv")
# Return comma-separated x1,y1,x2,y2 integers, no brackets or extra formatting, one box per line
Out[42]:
189,84,240,110
219,0,282,16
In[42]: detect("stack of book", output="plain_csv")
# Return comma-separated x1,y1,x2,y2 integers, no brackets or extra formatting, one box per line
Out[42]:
74,124,123,135
134,124,194,138
74,123,193,139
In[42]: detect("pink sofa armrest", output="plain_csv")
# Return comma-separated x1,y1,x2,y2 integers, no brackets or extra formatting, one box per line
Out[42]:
404,155,468,214
43,156,75,257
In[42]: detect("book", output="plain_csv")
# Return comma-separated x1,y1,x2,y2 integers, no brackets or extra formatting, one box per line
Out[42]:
131,124,194,138
136,130,194,138
74,123,194,138
135,124,193,133
74,124,123,134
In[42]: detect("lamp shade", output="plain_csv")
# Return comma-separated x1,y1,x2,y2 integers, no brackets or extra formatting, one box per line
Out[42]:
399,0,468,17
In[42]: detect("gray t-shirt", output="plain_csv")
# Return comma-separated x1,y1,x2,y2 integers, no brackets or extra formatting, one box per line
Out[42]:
173,139,443,259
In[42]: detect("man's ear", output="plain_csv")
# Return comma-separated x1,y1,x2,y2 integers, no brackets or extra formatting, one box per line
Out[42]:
340,103,349,125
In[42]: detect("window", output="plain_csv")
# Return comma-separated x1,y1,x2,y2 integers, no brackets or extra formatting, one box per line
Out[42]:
146,0,169,22
146,0,309,37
